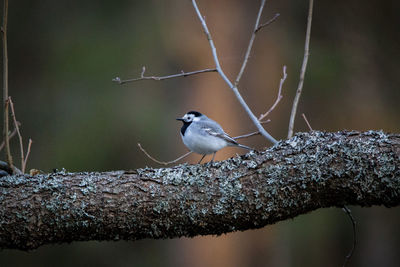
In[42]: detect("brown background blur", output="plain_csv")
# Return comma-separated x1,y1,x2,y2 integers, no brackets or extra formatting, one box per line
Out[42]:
1,0,399,266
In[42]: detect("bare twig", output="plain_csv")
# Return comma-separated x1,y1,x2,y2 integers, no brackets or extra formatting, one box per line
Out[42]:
22,139,32,174
0,123,19,151
342,206,357,267
259,119,271,124
259,65,287,121
255,13,280,33
140,66,146,77
302,113,313,131
2,0,12,168
234,0,266,86
112,68,217,85
191,0,277,145
8,97,25,172
288,0,314,139
233,120,271,140
138,143,192,166
234,131,260,140
8,98,33,174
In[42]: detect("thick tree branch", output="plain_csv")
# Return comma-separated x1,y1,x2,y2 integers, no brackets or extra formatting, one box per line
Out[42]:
0,131,399,250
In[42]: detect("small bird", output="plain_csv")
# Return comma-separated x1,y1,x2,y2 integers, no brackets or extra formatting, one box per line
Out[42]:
176,111,252,163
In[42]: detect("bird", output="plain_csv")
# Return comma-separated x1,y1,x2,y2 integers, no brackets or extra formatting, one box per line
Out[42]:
176,111,252,163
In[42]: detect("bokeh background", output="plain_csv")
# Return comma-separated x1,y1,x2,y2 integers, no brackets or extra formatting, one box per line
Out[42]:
1,0,399,266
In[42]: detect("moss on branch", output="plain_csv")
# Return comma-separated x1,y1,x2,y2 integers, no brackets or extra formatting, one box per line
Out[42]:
0,131,399,250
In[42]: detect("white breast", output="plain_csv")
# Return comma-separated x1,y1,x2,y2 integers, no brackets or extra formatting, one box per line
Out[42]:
181,126,227,155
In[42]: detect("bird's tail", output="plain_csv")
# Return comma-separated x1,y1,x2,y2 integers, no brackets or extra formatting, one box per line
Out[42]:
236,143,254,151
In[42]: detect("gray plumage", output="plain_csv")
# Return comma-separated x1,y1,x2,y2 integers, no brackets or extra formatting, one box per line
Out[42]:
177,111,252,163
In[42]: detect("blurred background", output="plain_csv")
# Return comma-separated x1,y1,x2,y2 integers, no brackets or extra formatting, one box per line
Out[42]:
1,0,399,266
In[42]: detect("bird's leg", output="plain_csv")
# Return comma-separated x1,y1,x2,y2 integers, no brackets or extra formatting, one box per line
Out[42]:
211,152,216,162
198,155,206,164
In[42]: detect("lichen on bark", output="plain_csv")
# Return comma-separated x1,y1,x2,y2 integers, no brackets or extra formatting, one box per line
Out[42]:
0,130,399,250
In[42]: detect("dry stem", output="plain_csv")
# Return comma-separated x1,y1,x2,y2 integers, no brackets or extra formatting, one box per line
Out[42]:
191,0,277,145
235,6,278,86
8,97,32,174
302,113,313,131
234,0,267,86
287,0,314,138
259,65,287,121
138,143,192,166
22,139,32,173
0,123,18,151
342,206,357,267
233,120,270,140
113,67,217,85
8,97,24,172
2,0,12,168
114,1,281,145
233,132,260,140
255,13,280,33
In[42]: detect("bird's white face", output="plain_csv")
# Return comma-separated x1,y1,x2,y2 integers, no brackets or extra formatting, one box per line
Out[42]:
182,113,201,123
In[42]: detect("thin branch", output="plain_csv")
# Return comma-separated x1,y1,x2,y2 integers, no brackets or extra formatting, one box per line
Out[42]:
259,119,271,124
342,206,357,267
191,0,277,145
255,13,280,33
234,131,260,140
233,120,271,140
288,0,314,139
259,65,287,121
0,120,18,151
302,113,313,131
22,139,32,174
2,0,12,169
138,143,192,166
8,98,32,174
140,66,146,77
112,68,217,85
8,97,25,173
234,0,266,86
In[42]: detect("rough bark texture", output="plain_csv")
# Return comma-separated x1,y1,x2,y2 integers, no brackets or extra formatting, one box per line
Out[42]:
0,131,399,250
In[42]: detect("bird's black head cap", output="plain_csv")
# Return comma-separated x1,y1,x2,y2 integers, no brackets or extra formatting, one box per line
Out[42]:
177,111,202,136
187,111,202,117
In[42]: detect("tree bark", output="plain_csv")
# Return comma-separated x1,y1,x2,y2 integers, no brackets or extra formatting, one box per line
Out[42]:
0,130,399,250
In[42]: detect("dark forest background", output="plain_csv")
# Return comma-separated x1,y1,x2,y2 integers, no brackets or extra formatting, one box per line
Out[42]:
1,0,399,266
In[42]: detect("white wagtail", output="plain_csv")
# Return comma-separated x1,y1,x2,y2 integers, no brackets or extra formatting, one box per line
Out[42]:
177,111,252,163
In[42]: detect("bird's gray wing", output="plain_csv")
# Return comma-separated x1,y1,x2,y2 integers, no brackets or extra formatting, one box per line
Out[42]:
197,119,239,145
204,128,238,145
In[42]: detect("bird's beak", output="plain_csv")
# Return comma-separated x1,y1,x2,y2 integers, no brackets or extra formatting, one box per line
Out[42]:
176,118,184,121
